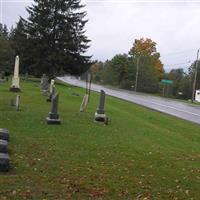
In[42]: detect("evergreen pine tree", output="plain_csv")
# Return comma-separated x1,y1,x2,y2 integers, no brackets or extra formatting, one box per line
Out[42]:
0,23,9,38
10,18,30,74
16,0,91,77
0,27,14,75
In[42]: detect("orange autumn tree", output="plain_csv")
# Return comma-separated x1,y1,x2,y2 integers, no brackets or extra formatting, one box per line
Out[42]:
129,38,164,79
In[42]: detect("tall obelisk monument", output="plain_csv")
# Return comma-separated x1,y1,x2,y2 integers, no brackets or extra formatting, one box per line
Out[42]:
10,56,21,92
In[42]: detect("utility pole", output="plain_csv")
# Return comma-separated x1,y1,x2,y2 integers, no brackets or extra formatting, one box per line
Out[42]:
135,56,140,92
192,49,199,103
88,73,92,102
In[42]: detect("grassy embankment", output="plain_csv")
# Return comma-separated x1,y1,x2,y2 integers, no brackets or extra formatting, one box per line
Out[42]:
0,80,199,200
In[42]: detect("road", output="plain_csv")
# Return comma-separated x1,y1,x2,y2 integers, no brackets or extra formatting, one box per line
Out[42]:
57,76,200,125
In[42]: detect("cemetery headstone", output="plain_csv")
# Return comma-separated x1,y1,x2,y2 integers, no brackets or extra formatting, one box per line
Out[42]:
0,129,9,141
47,79,55,102
16,95,20,111
80,94,89,112
25,72,29,81
0,72,6,83
94,90,108,123
41,74,49,96
0,153,10,172
10,56,21,92
10,95,20,110
0,140,8,153
50,79,55,94
46,93,61,124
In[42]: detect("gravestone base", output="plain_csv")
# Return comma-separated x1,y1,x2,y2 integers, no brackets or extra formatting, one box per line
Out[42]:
10,87,21,92
0,129,9,141
0,153,10,172
49,113,59,119
46,117,61,125
94,112,107,123
47,112,61,124
0,140,8,153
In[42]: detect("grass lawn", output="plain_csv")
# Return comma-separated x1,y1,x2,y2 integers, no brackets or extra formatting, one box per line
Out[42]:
0,80,200,200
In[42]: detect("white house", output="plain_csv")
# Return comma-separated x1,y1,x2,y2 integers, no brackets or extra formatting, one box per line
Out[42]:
195,90,200,102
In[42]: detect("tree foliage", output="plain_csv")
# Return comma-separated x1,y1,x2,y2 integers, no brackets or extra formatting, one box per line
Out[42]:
94,38,164,93
11,0,91,77
0,24,14,75
129,38,164,79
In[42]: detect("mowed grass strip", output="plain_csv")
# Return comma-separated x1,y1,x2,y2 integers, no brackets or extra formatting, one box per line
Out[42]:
0,80,200,200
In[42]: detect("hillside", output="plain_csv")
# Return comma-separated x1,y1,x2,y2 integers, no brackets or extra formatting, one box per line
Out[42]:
0,80,200,200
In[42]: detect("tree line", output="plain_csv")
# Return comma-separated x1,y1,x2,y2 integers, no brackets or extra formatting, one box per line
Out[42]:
0,0,91,78
90,38,199,99
91,38,164,93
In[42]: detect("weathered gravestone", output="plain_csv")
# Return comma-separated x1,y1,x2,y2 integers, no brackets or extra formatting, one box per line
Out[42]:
0,153,10,172
0,72,6,83
46,93,61,124
80,94,89,112
10,95,20,111
10,56,21,92
0,140,8,153
25,72,29,81
47,79,55,102
0,129,9,141
50,80,55,94
94,90,108,123
0,79,6,84
41,74,49,96
16,95,20,111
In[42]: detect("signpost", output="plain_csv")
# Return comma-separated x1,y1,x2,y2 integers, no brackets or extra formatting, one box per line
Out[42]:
161,79,173,85
161,79,173,97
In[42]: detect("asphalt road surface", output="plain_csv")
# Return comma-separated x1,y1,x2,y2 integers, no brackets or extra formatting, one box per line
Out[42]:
57,76,200,125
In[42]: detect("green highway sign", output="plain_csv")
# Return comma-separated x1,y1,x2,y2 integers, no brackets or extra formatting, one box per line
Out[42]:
161,79,173,85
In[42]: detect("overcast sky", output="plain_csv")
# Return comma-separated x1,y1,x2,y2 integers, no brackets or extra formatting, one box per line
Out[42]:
1,0,200,71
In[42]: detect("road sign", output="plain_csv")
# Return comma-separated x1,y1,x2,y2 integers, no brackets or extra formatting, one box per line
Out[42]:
161,79,173,84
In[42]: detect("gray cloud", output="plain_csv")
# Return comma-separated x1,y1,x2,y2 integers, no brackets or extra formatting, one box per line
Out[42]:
1,0,200,71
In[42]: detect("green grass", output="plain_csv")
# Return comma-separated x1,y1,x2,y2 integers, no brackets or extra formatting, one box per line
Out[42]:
0,80,200,200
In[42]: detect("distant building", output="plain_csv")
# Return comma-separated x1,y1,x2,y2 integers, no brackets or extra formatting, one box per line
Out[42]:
195,90,200,102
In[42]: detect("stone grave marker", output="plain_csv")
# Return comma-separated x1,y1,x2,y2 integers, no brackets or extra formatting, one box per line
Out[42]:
41,74,49,96
0,140,8,153
46,93,61,124
16,95,20,111
94,90,108,123
50,79,55,93
0,153,10,172
10,95,20,111
10,56,21,92
80,94,89,112
25,72,29,81
0,72,6,83
47,79,55,102
0,129,9,141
